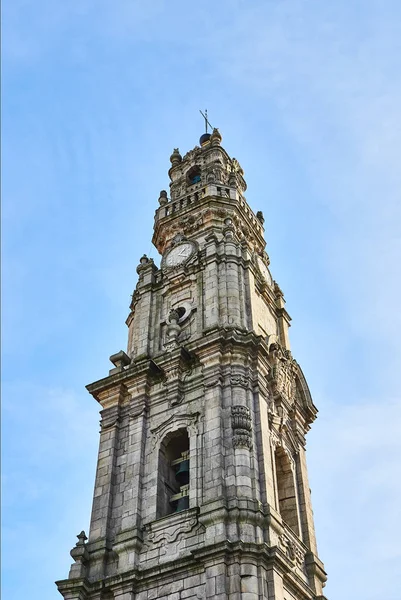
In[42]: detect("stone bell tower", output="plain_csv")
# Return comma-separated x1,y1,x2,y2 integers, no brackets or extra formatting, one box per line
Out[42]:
56,128,328,600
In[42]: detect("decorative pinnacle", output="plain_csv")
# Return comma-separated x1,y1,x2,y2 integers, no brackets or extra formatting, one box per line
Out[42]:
76,531,87,546
170,148,182,167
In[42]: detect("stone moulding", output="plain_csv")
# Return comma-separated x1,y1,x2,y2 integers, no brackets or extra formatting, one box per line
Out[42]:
150,412,200,449
145,511,199,547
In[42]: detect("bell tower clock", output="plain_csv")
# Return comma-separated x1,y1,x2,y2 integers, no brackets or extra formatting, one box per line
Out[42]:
56,128,328,600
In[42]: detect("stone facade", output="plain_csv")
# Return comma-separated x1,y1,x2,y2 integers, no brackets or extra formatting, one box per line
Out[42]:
56,129,328,599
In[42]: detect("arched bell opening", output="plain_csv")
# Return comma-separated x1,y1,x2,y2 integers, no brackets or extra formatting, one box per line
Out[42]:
274,446,300,535
186,165,201,186
156,428,190,519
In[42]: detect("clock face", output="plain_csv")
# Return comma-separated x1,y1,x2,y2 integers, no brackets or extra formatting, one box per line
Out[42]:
256,256,272,286
164,242,194,267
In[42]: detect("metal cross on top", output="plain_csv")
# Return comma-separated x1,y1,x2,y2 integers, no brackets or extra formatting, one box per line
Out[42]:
199,109,214,133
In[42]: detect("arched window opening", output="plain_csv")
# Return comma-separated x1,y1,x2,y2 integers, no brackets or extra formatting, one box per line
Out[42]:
186,166,201,186
157,429,190,518
274,447,300,535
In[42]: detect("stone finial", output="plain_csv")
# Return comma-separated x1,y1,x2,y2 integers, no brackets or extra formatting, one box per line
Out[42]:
223,217,235,240
210,128,222,146
165,309,181,346
69,530,89,579
159,190,168,205
256,211,265,225
231,157,244,176
167,309,181,337
170,148,182,167
136,255,155,275
76,531,87,546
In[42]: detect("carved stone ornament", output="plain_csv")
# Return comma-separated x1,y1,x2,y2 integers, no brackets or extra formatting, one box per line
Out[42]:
159,346,195,406
179,212,204,235
231,405,252,449
230,374,249,388
182,147,202,162
147,517,198,547
279,533,306,570
267,343,297,403
231,213,262,253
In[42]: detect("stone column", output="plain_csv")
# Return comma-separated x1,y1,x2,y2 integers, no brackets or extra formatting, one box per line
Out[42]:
296,444,318,553
254,390,276,508
239,563,259,600
275,285,291,351
223,222,241,329
230,377,253,500
199,358,227,545
205,561,229,600
128,258,157,359
86,397,122,581
265,565,285,600
88,401,121,545
113,373,149,571
203,233,220,330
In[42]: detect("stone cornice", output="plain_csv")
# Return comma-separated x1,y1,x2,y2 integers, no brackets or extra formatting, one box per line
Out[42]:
86,357,163,402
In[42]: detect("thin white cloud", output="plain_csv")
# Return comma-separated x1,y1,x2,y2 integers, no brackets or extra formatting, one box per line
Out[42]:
309,397,401,598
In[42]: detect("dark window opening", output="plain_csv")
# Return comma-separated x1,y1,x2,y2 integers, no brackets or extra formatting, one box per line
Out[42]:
187,166,201,186
157,429,190,518
176,306,186,319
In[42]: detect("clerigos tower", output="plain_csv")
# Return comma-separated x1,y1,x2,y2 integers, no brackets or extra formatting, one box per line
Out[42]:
57,124,328,600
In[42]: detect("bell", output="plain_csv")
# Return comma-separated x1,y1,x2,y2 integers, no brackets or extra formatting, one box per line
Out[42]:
175,496,189,512
175,460,189,484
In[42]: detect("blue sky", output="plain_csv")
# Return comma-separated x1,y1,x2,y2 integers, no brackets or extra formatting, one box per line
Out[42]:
2,1,401,598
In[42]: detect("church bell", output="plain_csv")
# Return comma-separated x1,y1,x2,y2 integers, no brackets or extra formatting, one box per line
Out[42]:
175,459,189,484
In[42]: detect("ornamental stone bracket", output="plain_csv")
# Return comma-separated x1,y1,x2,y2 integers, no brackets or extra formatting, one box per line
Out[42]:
231,405,252,450
157,346,196,407
100,405,121,432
